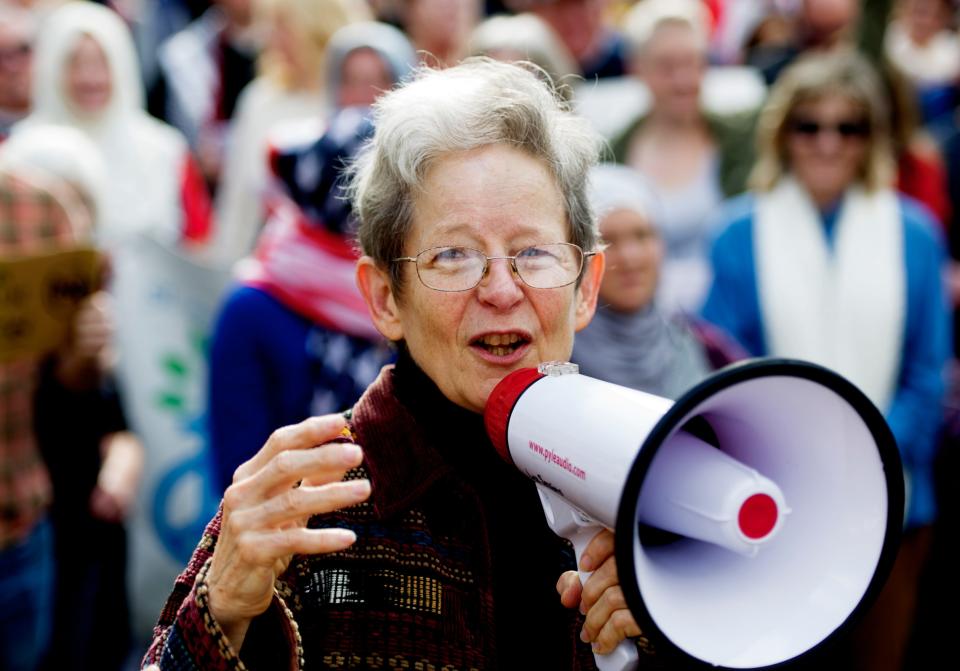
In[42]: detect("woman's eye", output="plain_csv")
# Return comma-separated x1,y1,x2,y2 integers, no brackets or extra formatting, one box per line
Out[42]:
518,246,557,265
430,247,470,265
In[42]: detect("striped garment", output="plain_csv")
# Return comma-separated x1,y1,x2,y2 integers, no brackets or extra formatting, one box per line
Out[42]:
0,170,89,547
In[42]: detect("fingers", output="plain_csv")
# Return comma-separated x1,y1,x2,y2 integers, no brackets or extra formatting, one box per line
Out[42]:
232,526,359,564
67,291,113,363
74,291,112,333
579,528,615,572
556,570,582,609
579,552,618,614
584,594,642,654
229,479,371,531
579,562,641,654
89,486,124,523
577,529,641,654
233,415,350,484
227,441,362,507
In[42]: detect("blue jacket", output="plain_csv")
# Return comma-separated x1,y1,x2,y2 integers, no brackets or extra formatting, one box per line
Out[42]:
701,193,951,527
208,286,393,492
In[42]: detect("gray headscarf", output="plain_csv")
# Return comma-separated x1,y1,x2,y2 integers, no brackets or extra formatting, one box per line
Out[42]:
572,163,709,399
325,21,418,104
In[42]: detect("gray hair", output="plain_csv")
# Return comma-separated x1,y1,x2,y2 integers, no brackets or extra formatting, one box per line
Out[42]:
348,57,602,291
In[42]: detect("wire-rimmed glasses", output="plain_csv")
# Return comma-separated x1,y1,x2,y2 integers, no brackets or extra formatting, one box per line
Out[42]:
393,242,593,292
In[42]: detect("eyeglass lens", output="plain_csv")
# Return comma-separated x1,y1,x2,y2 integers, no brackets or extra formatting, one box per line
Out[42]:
415,244,583,291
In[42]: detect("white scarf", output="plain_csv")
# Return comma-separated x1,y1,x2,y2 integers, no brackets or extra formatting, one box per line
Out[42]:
754,176,905,410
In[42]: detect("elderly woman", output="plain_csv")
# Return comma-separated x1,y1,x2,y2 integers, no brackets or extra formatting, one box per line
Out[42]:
701,49,949,671
573,163,743,398
143,59,656,670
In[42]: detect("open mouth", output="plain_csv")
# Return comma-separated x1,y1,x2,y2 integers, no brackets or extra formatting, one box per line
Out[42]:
470,332,531,358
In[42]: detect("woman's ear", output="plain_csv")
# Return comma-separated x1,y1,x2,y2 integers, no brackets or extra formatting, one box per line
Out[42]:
356,256,404,341
574,250,605,332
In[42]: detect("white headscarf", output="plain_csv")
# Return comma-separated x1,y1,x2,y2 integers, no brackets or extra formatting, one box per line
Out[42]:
0,122,107,227
573,164,710,399
587,162,663,226
16,1,189,249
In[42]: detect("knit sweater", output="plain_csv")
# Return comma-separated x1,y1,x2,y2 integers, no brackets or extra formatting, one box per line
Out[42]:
144,352,664,670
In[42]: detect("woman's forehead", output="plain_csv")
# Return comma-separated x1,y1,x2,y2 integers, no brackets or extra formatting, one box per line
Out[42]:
407,145,568,246
792,93,865,116
411,217,566,246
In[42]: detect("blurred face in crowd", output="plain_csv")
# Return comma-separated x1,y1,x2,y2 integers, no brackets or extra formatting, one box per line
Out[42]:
902,0,954,45
406,0,480,65
216,0,254,27
0,19,32,114
360,143,602,413
64,35,112,117
635,22,705,123
802,0,860,47
532,0,608,62
597,208,662,314
786,94,869,206
338,48,393,108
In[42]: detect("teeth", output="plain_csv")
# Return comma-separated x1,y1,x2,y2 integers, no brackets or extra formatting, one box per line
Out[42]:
481,333,520,346
473,333,526,356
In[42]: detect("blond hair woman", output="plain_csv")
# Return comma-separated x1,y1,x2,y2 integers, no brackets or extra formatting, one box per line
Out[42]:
701,49,949,671
213,0,368,263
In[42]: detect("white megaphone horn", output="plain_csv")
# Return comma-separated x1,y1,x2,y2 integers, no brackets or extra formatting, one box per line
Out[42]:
483,358,903,671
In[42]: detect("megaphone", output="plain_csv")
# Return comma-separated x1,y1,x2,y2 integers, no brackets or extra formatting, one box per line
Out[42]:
483,359,903,671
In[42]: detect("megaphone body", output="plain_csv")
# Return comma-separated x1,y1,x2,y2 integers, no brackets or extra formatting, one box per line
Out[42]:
483,359,903,671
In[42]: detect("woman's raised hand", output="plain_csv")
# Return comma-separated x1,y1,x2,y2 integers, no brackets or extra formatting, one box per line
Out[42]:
206,414,369,647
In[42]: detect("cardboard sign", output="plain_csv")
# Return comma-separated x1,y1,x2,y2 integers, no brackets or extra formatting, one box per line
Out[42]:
0,247,101,362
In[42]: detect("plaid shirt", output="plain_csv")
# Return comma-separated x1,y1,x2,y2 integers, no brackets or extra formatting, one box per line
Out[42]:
0,170,87,547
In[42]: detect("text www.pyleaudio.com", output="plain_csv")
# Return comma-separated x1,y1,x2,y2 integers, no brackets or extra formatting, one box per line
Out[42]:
528,440,586,480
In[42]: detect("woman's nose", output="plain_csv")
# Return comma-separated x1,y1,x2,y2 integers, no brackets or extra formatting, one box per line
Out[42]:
814,129,844,154
476,257,524,308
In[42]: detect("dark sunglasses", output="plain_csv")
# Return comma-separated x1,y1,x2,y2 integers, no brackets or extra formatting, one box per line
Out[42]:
789,118,870,139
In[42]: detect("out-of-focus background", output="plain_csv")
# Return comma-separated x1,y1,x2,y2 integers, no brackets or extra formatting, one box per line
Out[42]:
0,1,957,669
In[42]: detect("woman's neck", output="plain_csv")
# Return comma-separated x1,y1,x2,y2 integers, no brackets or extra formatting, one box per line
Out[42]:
645,107,706,134
805,184,846,212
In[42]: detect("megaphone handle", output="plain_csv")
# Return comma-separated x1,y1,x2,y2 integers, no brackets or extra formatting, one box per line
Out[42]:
536,486,639,671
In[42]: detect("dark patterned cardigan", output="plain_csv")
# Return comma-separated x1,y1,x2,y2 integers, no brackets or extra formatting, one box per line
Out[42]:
142,363,661,670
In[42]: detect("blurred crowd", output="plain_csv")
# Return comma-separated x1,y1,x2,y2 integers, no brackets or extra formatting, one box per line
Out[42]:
0,0,958,669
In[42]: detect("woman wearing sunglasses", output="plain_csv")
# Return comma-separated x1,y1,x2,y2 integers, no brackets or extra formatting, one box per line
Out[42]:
701,49,949,671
